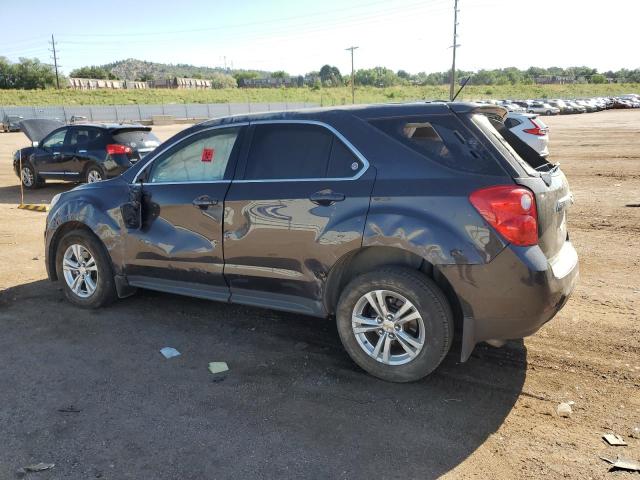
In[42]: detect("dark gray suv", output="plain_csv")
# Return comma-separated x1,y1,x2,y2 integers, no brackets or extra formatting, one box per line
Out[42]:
44,103,578,382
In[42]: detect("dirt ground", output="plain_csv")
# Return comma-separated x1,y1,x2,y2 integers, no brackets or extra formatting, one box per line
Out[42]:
0,110,638,479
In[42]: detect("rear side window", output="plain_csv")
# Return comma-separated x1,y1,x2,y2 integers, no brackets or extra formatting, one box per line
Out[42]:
327,137,363,177
112,129,160,148
245,124,332,180
504,118,521,129
68,128,103,147
370,116,501,175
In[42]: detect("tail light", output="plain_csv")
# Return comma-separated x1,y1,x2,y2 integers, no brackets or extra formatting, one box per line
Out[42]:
106,144,132,155
469,185,538,246
523,118,547,136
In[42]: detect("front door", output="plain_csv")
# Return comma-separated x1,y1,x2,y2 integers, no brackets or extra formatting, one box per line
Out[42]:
32,127,69,178
124,126,245,301
224,121,375,315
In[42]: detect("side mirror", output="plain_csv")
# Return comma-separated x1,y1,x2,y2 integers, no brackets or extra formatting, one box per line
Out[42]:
121,184,143,229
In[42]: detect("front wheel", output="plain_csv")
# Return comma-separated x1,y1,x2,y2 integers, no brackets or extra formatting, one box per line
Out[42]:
336,267,453,383
20,164,43,189
55,229,117,308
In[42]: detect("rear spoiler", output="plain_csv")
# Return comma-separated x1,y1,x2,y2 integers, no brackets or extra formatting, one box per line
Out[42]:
447,103,508,121
110,126,152,133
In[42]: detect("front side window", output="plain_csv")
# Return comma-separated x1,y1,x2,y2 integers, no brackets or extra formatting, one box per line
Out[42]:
148,128,240,183
244,124,333,180
41,129,67,149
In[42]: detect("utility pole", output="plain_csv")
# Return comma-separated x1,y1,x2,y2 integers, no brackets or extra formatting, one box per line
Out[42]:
345,46,358,104
50,34,60,89
449,0,460,101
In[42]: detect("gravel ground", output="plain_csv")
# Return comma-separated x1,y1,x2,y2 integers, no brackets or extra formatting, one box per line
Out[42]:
0,111,638,479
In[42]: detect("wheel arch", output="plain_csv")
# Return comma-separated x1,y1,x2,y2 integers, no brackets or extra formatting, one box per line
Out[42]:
47,221,109,281
323,246,463,332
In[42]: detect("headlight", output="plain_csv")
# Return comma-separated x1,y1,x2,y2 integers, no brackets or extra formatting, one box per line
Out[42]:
49,193,62,210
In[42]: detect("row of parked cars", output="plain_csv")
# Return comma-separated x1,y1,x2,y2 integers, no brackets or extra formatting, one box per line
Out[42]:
481,93,640,115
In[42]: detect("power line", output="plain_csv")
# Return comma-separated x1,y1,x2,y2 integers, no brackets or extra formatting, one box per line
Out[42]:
449,0,460,101
345,46,359,104
49,34,61,89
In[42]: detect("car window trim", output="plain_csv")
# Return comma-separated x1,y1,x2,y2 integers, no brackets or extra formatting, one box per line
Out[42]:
132,120,370,185
132,123,248,185
235,119,370,183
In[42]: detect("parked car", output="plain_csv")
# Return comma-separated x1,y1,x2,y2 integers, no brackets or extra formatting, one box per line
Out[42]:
504,112,549,157
526,102,560,116
2,114,23,132
13,120,160,189
574,100,597,113
43,103,578,382
564,100,586,113
546,100,573,114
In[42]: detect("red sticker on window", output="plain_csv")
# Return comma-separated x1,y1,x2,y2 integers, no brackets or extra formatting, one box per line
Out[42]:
201,148,214,162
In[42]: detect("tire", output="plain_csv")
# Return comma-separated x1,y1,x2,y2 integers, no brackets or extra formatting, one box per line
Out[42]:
336,267,453,383
55,229,117,308
85,165,104,184
19,164,42,189
545,110,552,116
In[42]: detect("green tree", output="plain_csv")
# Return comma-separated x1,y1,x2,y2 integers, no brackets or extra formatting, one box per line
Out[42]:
590,74,606,84
271,70,288,79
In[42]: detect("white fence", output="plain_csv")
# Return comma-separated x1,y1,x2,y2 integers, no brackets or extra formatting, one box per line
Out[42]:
0,102,318,123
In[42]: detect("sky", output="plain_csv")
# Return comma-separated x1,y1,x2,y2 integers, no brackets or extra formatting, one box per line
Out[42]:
1,0,638,76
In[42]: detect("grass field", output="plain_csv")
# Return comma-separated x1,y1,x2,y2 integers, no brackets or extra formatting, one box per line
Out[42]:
1,83,638,106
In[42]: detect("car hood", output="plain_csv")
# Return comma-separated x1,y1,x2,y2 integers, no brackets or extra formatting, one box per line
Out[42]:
19,119,65,144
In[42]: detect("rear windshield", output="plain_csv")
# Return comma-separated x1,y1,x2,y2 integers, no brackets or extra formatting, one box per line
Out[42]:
112,129,160,148
369,115,503,175
470,113,550,175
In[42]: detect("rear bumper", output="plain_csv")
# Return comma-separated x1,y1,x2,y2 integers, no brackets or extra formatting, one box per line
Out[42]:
439,241,579,360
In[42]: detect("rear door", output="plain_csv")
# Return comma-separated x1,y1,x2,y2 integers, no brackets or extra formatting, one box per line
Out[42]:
223,121,375,315
124,125,245,300
65,126,104,177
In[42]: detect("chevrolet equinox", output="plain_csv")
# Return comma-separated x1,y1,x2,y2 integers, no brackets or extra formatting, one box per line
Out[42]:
44,103,578,382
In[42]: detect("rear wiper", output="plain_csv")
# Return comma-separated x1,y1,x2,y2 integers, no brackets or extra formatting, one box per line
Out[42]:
536,162,560,173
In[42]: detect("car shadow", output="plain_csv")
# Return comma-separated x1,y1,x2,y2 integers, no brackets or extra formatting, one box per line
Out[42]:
0,181,74,205
0,280,527,480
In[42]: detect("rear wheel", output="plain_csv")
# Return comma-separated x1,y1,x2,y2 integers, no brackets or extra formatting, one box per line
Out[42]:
336,267,453,382
55,229,117,308
545,110,552,116
86,166,103,183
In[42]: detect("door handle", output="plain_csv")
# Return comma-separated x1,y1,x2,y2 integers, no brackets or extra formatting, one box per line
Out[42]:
78,150,87,154
192,195,218,209
309,191,345,206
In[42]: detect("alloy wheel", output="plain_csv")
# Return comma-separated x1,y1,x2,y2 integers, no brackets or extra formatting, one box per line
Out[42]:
21,167,34,187
62,244,98,298
351,290,425,366
87,170,102,183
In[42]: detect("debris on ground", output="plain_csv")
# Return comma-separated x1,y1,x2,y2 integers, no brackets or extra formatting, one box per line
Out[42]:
603,433,628,446
208,362,229,374
557,402,573,418
160,347,181,359
58,405,81,413
600,456,640,472
21,463,55,473
630,426,640,439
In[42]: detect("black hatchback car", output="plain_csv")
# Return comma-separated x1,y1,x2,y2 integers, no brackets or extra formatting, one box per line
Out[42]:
14,121,160,188
44,103,578,382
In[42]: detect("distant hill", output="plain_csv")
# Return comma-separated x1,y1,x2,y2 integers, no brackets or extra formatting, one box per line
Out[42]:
100,58,268,81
